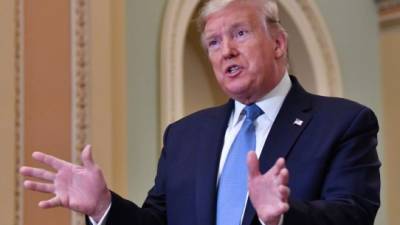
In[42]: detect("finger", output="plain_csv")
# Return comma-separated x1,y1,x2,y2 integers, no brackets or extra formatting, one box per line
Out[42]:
279,185,290,202
81,144,94,168
247,151,261,179
24,180,54,193
32,151,69,170
269,158,285,176
277,168,289,185
279,202,290,213
39,196,61,208
20,166,56,181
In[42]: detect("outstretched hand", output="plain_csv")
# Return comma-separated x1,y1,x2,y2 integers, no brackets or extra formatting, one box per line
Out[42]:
20,145,111,222
247,152,290,225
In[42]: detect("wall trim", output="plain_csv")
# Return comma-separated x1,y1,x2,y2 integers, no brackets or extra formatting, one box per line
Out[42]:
71,0,90,165
15,0,24,224
379,3,400,25
160,0,199,132
160,0,343,131
71,0,90,224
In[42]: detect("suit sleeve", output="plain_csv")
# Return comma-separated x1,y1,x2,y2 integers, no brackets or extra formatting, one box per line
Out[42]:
284,107,381,225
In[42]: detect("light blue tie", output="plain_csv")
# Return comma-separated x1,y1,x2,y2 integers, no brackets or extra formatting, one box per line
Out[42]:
216,104,264,225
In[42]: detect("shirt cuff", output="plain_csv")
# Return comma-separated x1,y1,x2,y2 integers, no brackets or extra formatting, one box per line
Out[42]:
258,215,283,225
88,203,112,225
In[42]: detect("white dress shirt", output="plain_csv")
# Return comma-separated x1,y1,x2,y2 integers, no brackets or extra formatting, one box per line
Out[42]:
91,73,291,225
217,73,291,181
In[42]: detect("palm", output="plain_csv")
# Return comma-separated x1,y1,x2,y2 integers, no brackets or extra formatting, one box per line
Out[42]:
247,152,290,225
53,164,97,213
20,145,111,219
248,172,286,219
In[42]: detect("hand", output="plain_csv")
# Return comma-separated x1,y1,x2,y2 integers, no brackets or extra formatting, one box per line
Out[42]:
247,152,290,225
20,145,111,222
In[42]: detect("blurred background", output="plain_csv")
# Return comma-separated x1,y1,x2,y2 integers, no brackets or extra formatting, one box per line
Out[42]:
0,0,399,224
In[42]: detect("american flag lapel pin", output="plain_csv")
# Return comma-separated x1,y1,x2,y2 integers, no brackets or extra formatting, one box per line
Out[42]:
293,118,303,126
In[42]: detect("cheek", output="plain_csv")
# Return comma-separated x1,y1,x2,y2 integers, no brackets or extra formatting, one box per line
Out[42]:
247,48,273,71
210,62,222,78
242,48,262,68
209,58,224,78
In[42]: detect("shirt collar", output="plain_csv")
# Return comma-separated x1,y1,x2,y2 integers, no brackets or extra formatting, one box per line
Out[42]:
231,72,292,125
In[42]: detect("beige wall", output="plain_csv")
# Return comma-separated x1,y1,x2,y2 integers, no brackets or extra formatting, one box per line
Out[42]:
89,0,128,195
125,0,166,204
23,0,72,224
0,0,16,224
381,19,400,225
0,0,128,224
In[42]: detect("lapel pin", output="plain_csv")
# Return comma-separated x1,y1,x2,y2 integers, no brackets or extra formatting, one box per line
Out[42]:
293,118,303,126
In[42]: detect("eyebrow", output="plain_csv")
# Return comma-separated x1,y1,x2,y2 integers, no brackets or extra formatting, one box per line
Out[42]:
202,33,218,44
230,22,249,30
204,21,249,37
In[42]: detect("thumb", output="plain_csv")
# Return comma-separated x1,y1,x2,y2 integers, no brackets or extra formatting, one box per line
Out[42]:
247,151,261,179
81,144,95,168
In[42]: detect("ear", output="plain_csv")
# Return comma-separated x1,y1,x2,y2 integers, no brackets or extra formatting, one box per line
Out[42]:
273,31,287,59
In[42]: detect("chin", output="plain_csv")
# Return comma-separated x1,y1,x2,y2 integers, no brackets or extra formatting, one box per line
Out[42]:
225,89,250,102
225,81,252,94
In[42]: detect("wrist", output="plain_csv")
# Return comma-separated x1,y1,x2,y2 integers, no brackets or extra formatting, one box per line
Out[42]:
260,215,282,225
90,190,111,222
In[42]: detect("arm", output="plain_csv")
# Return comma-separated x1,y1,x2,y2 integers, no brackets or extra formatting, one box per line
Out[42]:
102,145,168,225
20,144,168,225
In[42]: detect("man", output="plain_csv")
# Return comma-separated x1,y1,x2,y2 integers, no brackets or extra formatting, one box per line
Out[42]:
20,0,381,225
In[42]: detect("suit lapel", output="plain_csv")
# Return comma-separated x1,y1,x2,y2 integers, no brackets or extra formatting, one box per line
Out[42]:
242,77,313,225
195,100,233,225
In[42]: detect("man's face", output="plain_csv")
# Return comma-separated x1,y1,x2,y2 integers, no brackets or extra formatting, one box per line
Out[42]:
203,1,285,104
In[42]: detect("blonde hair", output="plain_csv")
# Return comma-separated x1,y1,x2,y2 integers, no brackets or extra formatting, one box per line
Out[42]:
198,0,286,36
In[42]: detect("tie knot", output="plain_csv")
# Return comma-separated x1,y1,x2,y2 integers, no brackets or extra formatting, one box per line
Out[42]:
243,104,264,122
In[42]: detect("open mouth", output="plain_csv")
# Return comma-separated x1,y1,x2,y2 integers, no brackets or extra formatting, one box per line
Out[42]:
225,64,243,76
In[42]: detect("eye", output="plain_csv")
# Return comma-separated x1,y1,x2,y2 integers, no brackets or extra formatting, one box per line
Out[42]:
234,29,249,39
209,39,218,47
207,38,221,51
238,30,246,36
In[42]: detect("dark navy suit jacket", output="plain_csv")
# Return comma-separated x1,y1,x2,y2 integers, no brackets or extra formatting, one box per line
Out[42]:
96,76,380,225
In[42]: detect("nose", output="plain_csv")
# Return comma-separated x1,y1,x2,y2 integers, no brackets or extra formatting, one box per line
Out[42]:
222,38,238,60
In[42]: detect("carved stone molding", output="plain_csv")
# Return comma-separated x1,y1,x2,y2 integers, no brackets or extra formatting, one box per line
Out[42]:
289,0,342,96
71,0,90,224
376,0,400,10
378,0,400,24
160,0,343,131
15,0,24,224
71,0,89,162
160,0,199,132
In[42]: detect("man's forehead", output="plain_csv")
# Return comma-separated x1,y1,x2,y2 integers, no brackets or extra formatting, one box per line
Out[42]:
203,4,258,34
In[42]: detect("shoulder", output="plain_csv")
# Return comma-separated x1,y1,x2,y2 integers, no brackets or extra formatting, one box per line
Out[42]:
289,75,377,122
303,94,379,139
311,94,376,121
162,101,232,138
312,94,371,114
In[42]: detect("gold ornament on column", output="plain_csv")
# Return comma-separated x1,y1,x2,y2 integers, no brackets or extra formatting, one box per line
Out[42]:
15,0,24,224
71,0,90,224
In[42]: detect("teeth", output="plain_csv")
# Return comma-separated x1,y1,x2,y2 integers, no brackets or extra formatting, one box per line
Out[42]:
227,65,240,74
